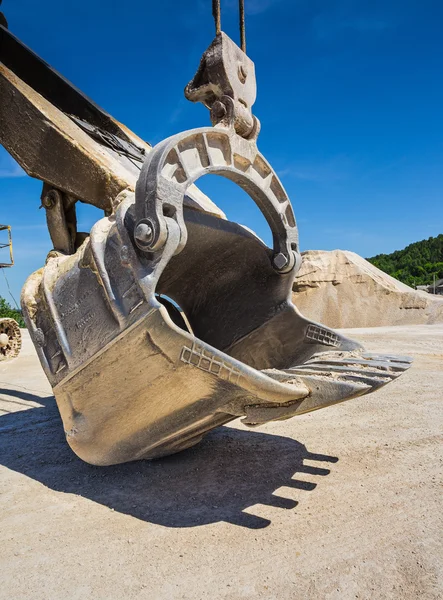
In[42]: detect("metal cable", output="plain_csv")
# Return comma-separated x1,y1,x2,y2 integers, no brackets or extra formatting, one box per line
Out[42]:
239,0,246,52
212,0,246,52
2,269,20,310
212,0,221,34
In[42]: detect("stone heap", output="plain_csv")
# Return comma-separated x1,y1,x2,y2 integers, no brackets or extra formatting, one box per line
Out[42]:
292,249,443,328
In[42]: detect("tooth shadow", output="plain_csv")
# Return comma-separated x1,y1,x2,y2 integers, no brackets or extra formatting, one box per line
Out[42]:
0,391,339,529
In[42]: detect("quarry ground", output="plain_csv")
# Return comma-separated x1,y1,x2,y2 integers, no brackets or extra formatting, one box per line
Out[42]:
0,325,442,600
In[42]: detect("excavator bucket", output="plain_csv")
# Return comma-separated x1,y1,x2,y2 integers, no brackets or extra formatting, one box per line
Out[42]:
1,8,411,465
21,127,411,466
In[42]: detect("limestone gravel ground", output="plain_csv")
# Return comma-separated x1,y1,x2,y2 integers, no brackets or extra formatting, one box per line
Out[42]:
0,326,442,600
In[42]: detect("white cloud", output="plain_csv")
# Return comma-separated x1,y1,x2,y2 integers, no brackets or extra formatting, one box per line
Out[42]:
0,150,26,179
279,155,353,184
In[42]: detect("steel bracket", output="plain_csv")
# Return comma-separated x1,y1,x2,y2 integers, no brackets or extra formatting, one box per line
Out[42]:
185,32,260,140
135,127,301,274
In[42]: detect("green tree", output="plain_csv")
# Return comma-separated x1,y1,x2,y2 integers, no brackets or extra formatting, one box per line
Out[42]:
367,235,443,287
0,296,25,327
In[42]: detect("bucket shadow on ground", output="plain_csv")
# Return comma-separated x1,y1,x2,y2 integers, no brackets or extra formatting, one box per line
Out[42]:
0,389,338,529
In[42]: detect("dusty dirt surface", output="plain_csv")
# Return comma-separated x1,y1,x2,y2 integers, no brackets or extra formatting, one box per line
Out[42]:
0,326,442,599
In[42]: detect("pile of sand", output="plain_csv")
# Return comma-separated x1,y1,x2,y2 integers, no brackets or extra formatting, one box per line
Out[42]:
292,249,443,328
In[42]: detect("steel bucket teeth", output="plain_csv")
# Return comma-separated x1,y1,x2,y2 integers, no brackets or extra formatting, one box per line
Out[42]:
245,352,412,426
292,352,413,379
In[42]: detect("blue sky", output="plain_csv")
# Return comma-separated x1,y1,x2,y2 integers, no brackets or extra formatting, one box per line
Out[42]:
1,0,442,303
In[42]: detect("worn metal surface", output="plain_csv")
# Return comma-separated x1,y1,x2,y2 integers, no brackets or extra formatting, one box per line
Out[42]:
40,186,78,255
0,24,225,229
134,126,299,272
21,129,411,465
185,33,260,139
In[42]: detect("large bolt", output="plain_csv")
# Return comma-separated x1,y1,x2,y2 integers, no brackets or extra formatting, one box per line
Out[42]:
273,253,289,271
134,222,154,247
42,190,57,209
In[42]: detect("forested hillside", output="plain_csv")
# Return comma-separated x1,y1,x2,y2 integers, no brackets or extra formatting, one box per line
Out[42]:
367,234,443,288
